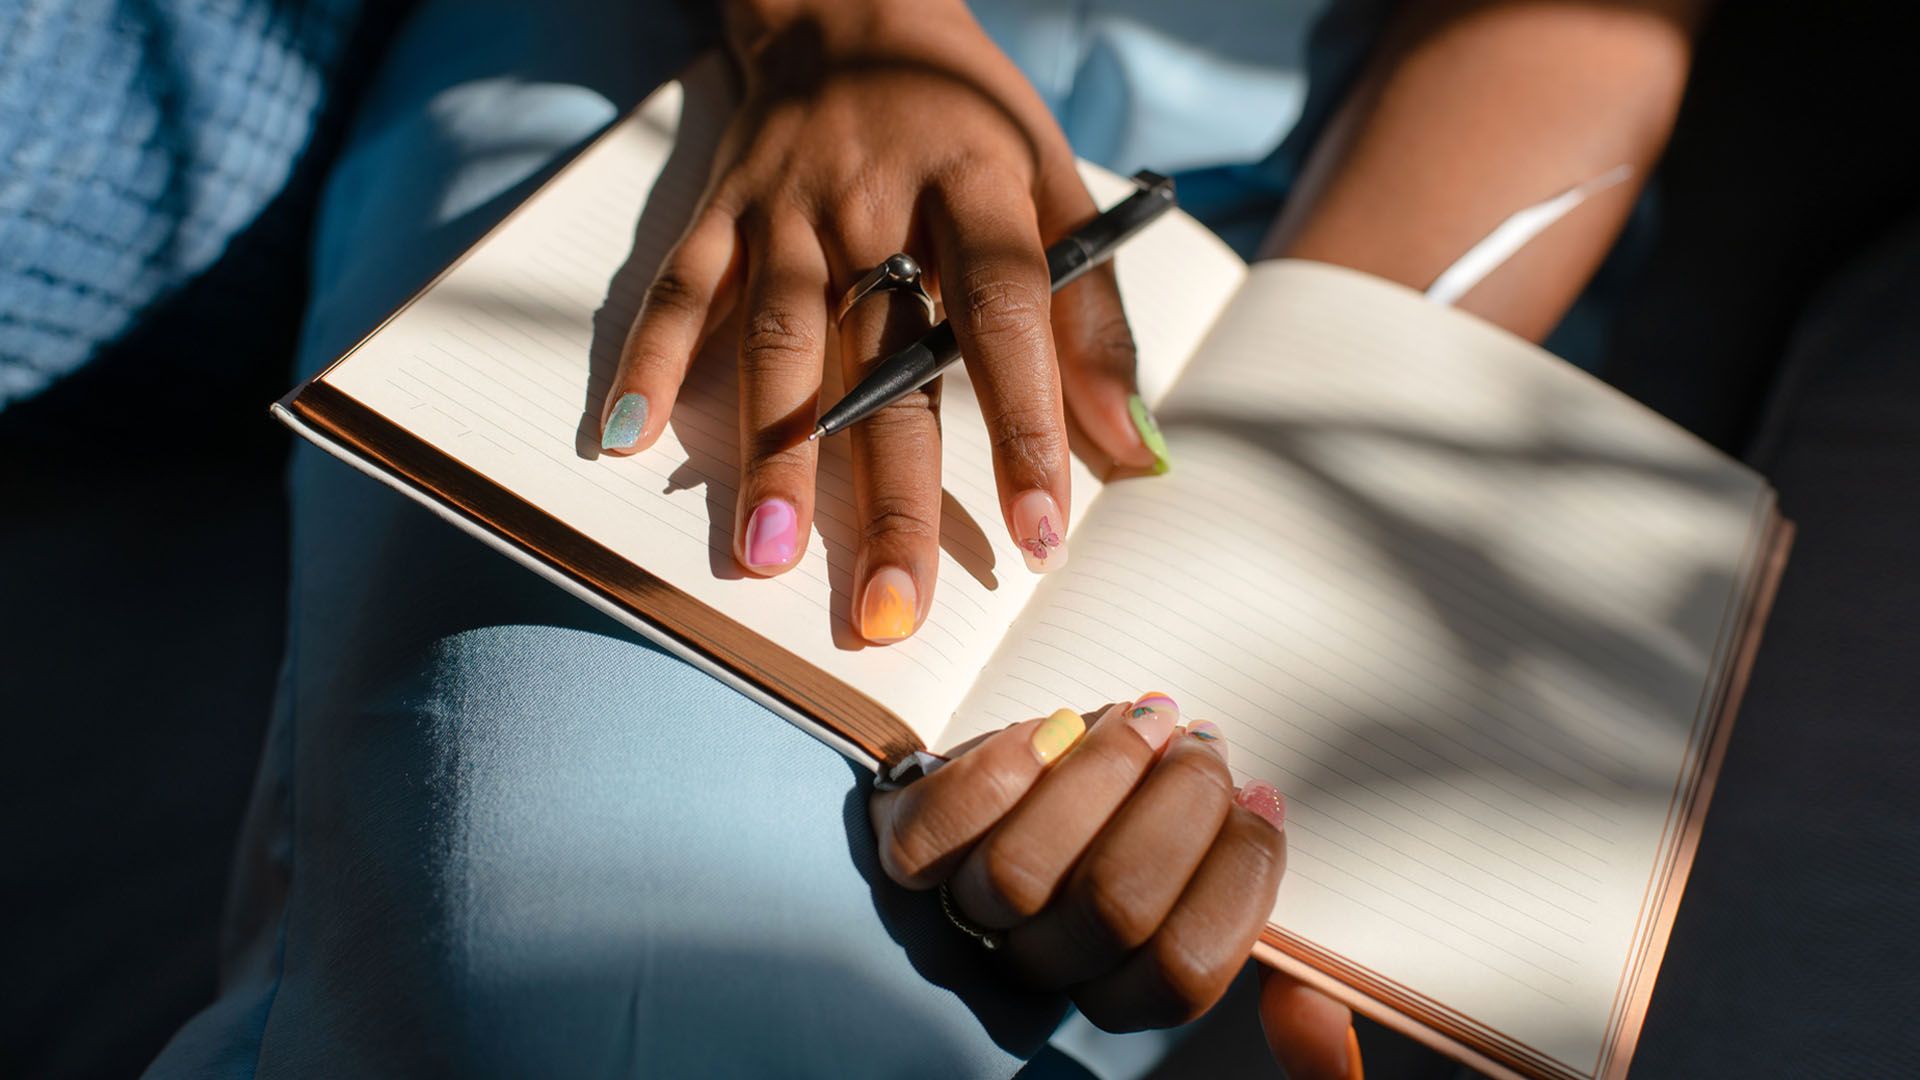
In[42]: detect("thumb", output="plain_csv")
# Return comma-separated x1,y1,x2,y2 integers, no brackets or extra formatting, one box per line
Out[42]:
1258,966,1361,1080
1036,166,1168,476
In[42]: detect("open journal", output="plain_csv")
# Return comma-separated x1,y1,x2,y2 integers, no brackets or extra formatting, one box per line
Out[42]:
275,57,1789,1080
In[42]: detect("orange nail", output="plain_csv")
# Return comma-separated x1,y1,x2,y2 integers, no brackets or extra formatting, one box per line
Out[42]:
1345,1025,1363,1080
859,567,917,643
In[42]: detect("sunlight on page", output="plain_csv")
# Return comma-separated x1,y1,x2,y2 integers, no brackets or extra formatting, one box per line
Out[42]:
955,262,1770,1074
316,63,1245,744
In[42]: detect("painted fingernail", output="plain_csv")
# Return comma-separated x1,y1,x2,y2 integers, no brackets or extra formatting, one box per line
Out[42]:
1032,707,1086,764
1187,720,1227,760
1125,691,1179,750
744,498,798,569
602,392,649,450
1345,1024,1364,1080
1128,395,1171,474
1236,780,1287,832
859,566,918,643
1010,489,1066,573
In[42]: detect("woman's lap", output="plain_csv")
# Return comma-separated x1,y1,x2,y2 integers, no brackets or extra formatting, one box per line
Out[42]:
148,0,1342,1073
147,2,1073,1076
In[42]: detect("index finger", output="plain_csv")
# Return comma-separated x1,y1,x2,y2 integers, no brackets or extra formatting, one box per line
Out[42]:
929,175,1072,574
870,707,1092,889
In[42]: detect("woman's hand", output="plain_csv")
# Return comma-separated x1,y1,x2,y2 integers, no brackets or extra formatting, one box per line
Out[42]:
599,0,1162,642
869,693,1351,1073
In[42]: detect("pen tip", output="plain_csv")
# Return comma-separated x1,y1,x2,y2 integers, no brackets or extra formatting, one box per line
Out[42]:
807,425,825,442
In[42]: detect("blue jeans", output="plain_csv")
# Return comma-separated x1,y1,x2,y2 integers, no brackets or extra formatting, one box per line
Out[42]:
145,1,1338,1075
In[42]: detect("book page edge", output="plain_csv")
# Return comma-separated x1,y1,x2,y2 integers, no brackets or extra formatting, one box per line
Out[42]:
1252,936,1534,1080
271,397,906,772
1594,509,1793,1080
1254,507,1793,1080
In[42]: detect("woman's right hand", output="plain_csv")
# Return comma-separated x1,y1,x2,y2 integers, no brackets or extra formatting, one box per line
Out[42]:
599,0,1167,643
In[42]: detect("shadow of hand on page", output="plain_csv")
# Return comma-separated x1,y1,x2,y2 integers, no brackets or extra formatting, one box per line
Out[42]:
1163,393,1745,806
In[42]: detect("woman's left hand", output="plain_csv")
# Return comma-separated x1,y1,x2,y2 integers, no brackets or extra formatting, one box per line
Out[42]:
868,694,1322,1036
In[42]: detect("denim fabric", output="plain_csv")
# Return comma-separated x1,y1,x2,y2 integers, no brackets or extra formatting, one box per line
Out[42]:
145,2,1354,1075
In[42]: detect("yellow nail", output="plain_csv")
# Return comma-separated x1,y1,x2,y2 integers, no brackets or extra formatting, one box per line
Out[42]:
859,567,918,643
1031,708,1086,764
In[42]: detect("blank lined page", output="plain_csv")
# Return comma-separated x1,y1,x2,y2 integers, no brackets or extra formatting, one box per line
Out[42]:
314,62,1246,744
955,260,1769,1073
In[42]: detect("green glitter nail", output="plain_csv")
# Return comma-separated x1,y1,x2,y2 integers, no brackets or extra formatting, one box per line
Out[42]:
602,392,648,450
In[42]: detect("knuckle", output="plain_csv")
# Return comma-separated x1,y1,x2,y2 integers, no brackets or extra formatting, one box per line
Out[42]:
976,837,1053,921
987,403,1066,471
1079,738,1148,792
826,175,895,245
745,437,810,472
1080,857,1161,950
1147,932,1229,1024
966,754,1034,817
1228,813,1289,878
884,757,1026,886
739,305,821,375
1077,309,1139,373
937,156,1029,200
860,497,939,548
1166,747,1236,801
959,273,1051,349
859,399,938,446
882,795,964,886
642,266,706,320
881,826,939,888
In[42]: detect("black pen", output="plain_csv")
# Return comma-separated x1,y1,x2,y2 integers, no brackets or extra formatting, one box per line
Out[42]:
809,169,1176,442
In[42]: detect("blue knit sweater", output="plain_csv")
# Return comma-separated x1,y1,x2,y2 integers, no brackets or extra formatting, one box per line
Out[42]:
0,0,371,410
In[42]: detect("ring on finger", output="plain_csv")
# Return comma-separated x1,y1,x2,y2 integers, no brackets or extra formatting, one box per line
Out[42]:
836,252,936,325
939,882,1006,951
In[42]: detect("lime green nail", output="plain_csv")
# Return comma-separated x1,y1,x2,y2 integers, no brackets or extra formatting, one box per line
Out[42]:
1128,395,1171,475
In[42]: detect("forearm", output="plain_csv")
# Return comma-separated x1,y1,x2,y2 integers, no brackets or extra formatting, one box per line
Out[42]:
719,0,968,58
1263,0,1708,341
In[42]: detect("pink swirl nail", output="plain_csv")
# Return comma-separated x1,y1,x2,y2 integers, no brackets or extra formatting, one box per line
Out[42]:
744,498,797,569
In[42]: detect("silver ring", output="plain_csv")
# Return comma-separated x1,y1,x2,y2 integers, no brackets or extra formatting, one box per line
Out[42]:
836,253,936,326
938,882,1005,951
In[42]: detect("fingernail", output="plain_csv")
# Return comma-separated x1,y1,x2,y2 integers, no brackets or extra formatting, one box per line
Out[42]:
744,498,798,568
1010,490,1067,573
1345,1024,1363,1080
1236,780,1287,831
1031,707,1086,764
602,392,649,450
1186,720,1227,760
859,567,918,643
1127,395,1171,475
1125,691,1179,750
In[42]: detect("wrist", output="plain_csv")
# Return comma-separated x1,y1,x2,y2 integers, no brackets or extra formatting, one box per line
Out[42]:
721,0,970,64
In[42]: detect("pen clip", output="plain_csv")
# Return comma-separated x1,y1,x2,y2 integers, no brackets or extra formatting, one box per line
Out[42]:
1129,169,1174,195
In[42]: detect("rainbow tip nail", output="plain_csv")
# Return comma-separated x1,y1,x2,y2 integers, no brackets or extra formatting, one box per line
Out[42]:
1129,692,1177,718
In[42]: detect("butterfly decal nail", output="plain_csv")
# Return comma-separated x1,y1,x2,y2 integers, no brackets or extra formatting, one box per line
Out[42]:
1020,516,1061,562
